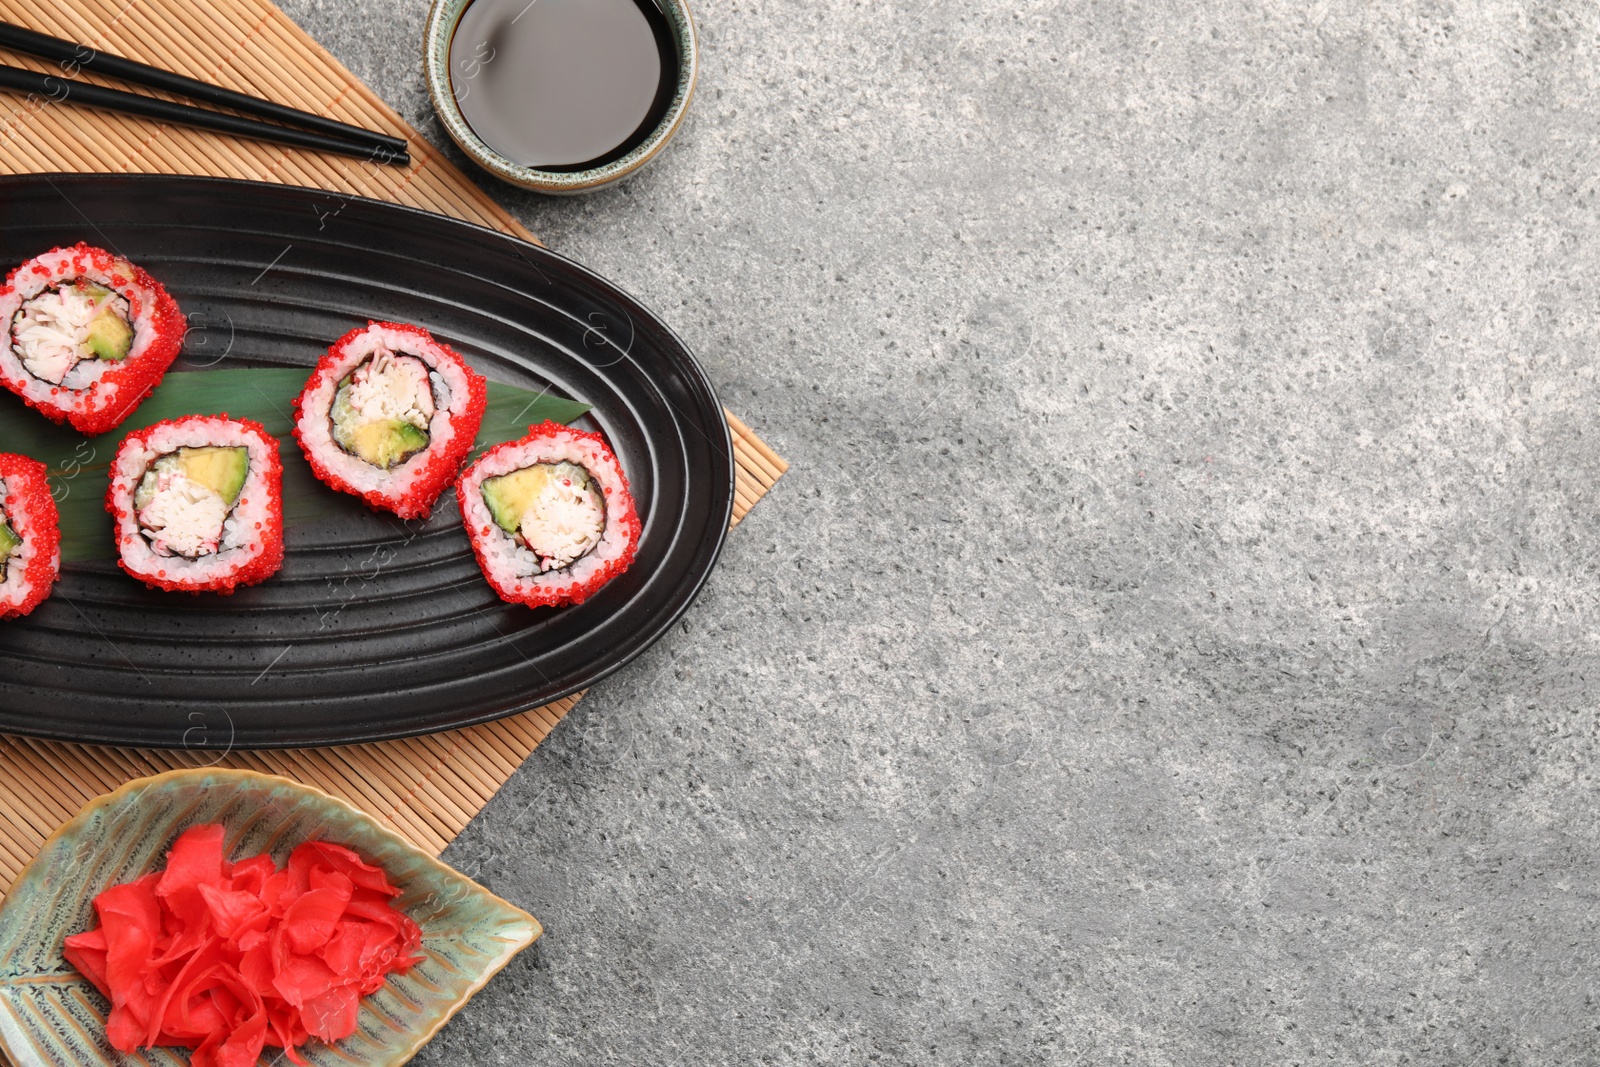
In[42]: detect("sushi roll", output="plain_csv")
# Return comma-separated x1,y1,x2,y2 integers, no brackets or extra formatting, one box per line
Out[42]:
0,454,61,619
0,243,184,435
458,421,641,609
293,321,487,520
107,415,284,594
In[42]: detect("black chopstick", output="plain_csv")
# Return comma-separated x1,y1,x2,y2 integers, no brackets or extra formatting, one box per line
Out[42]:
0,65,410,166
0,20,408,161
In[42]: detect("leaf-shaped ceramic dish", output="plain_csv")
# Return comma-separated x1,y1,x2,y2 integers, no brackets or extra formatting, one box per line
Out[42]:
0,769,541,1067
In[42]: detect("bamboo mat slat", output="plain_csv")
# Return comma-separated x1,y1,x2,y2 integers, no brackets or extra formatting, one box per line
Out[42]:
0,0,787,897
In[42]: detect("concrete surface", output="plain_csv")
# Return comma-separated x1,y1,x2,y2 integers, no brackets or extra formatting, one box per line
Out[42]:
278,0,1600,1062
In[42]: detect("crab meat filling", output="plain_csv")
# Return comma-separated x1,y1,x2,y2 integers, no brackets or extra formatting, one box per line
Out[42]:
482,462,608,573
9,281,134,388
133,447,249,560
329,348,440,470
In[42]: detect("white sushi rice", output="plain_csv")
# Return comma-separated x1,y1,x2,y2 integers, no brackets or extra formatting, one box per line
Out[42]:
0,248,160,414
460,432,635,594
0,478,48,612
296,324,473,506
109,419,277,586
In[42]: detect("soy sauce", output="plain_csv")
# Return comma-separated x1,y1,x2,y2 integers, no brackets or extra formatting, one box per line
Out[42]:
449,0,676,171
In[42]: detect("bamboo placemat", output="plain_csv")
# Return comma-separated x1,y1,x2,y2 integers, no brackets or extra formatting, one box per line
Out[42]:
0,0,787,897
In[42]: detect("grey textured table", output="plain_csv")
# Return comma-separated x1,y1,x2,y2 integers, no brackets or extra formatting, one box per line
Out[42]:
280,1,1598,1062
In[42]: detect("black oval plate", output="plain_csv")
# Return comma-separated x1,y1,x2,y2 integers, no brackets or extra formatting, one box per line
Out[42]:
0,174,733,749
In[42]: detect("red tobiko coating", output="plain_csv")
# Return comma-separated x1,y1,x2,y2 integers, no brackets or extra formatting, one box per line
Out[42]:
292,321,488,520
0,452,61,620
63,825,424,1067
105,416,285,595
456,421,642,610
0,243,184,436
